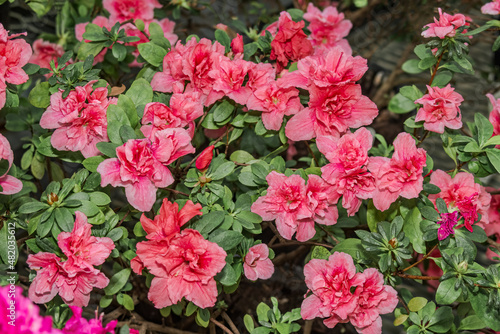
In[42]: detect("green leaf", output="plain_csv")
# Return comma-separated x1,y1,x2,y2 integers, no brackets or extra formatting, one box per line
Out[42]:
235,211,262,227
96,142,119,158
420,206,440,221
213,100,235,123
402,59,424,74
107,227,124,241
244,315,255,332
394,314,409,326
484,135,500,147
19,201,50,214
453,54,473,71
408,297,427,312
82,156,105,173
230,150,254,163
120,124,137,142
107,104,130,144
196,309,210,328
428,306,454,333
210,162,235,180
494,35,500,52
214,29,231,52
89,192,111,206
432,70,453,87
77,41,105,60
194,211,225,235
82,23,109,41
104,268,131,295
436,278,460,305
470,288,500,331
100,295,113,308
29,82,51,108
117,95,139,128
54,208,73,232
215,263,238,285
418,56,437,70
414,44,432,59
256,302,271,322
403,208,425,254
400,85,423,102
311,246,331,260
149,22,171,50
486,149,500,173
138,42,167,67
209,230,244,250
126,78,153,114
388,93,416,114
476,113,494,147
112,43,127,61
333,238,364,258
458,315,486,330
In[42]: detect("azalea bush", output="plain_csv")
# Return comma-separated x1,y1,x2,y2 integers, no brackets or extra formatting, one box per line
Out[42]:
3,0,500,333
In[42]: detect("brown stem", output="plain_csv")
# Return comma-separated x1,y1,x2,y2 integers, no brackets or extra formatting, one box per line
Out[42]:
317,224,339,244
305,141,319,166
165,188,189,197
210,318,234,334
427,52,444,88
270,241,334,249
398,296,410,313
117,210,130,227
395,272,441,280
221,312,240,334
417,130,430,147
402,244,438,272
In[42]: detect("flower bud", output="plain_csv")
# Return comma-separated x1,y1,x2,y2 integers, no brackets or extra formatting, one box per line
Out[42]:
196,145,214,172
231,34,244,54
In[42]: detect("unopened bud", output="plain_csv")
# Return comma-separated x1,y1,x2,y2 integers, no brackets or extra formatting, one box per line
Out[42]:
47,192,58,205
196,145,214,172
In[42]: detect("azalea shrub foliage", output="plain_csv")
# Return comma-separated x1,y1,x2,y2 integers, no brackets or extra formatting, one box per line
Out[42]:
4,0,500,333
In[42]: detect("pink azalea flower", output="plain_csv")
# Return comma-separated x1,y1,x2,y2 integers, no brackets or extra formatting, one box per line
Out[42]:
280,48,367,90
137,229,227,308
246,81,303,131
415,84,463,133
303,174,340,229
102,0,161,23
209,57,253,105
40,81,117,158
0,23,32,109
348,268,398,334
98,129,194,212
285,84,378,140
251,172,312,241
246,62,276,92
482,0,500,15
244,244,274,280
429,170,491,229
368,133,427,212
140,92,203,137
139,198,202,241
0,285,61,333
487,94,500,139
486,188,500,237
437,211,460,240
303,3,352,49
0,134,22,195
29,39,66,70
317,128,376,215
422,8,466,39
27,212,114,307
270,12,313,70
62,306,116,334
301,252,364,327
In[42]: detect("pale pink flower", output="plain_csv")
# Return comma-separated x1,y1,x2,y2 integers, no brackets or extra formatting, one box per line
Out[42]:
0,134,22,195
368,133,427,211
317,128,375,215
301,252,364,327
244,244,274,280
137,229,227,308
0,285,61,333
280,48,367,90
209,56,253,105
246,81,303,131
487,94,500,139
62,306,116,334
29,39,66,70
429,170,491,230
251,172,312,241
303,3,352,49
0,23,32,109
270,12,313,70
97,129,194,212
27,212,114,307
40,81,117,158
422,8,466,39
103,0,161,23
348,268,398,334
482,0,500,15
140,91,203,137
215,23,228,31
415,84,463,133
285,84,378,140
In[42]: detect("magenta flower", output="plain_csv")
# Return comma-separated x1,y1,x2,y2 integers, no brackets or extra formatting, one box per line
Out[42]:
429,170,491,230
27,212,114,307
482,0,500,15
437,211,460,240
368,133,427,211
0,134,22,195
303,3,352,50
251,172,312,241
102,0,161,23
62,306,116,334
422,8,466,39
0,285,61,333
415,84,463,133
246,81,303,131
0,23,32,109
348,268,398,334
301,252,364,327
285,84,378,140
244,244,274,281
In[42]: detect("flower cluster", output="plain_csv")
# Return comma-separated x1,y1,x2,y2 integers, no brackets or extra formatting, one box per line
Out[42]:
244,244,274,281
482,0,500,15
40,81,117,158
301,252,398,334
251,171,338,242
27,212,114,307
422,8,467,39
0,133,22,195
62,306,117,334
98,128,194,212
132,199,227,308
0,23,32,109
